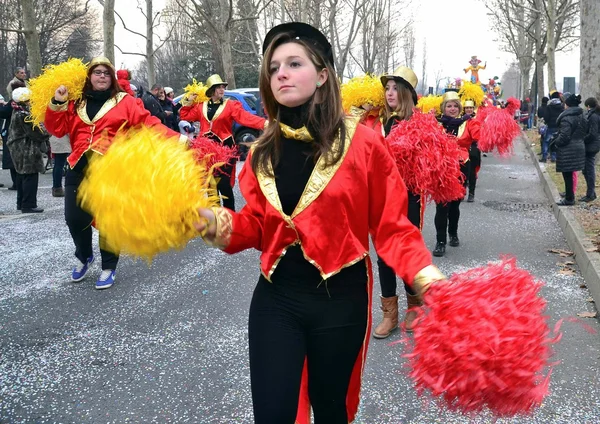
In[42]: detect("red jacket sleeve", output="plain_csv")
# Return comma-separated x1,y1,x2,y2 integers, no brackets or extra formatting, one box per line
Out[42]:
179,104,203,123
368,133,432,285
44,101,73,138
223,156,265,253
229,101,266,131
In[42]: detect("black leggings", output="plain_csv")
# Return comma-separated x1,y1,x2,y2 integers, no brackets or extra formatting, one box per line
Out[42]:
434,162,469,243
216,162,235,211
65,169,119,270
468,143,481,195
248,273,368,423
377,192,421,297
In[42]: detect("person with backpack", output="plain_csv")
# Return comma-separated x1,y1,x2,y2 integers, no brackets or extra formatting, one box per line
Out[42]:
581,97,600,202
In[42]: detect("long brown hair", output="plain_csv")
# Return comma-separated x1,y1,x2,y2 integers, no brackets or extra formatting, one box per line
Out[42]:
383,80,414,123
251,32,346,177
79,65,122,103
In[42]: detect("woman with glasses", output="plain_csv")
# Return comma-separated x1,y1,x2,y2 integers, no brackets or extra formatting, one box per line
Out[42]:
44,57,185,290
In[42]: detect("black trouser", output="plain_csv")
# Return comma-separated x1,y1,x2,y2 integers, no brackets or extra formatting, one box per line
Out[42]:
583,152,597,198
65,169,119,270
562,171,575,202
377,192,421,297
216,162,235,211
16,172,39,209
435,162,469,243
10,168,17,186
52,153,68,188
468,143,481,196
249,273,368,423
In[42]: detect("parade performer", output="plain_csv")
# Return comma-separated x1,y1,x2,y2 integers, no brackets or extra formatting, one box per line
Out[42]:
44,56,185,290
433,91,480,257
373,66,425,338
340,74,384,133
463,100,480,202
179,74,267,211
193,22,445,424
463,55,486,84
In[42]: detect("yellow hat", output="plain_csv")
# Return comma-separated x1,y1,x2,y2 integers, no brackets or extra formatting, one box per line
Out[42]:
442,91,461,103
88,56,115,71
380,66,418,89
463,100,476,108
205,74,228,91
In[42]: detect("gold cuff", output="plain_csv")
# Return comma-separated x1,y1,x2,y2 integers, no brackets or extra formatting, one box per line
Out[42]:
178,134,189,145
180,95,194,107
412,265,446,296
48,101,68,112
263,120,269,130
202,207,233,249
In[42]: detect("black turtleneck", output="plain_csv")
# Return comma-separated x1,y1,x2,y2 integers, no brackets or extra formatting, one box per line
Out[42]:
274,104,316,216
85,89,112,121
207,98,223,121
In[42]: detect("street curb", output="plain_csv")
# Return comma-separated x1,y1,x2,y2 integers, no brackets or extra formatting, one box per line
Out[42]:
523,135,600,305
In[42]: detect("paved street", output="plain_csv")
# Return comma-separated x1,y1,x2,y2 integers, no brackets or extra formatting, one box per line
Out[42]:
1,138,599,424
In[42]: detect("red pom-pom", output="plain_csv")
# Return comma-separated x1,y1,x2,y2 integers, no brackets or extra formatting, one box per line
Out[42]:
504,97,520,116
479,108,521,156
387,110,466,203
189,136,238,176
404,257,561,418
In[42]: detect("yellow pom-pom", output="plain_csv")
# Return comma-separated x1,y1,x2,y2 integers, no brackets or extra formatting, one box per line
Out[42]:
341,75,385,112
78,126,220,262
183,78,209,104
458,81,486,106
28,58,88,128
416,95,443,116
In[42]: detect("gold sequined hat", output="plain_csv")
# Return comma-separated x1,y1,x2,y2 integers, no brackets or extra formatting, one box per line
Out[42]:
88,56,115,71
380,66,419,104
205,74,228,91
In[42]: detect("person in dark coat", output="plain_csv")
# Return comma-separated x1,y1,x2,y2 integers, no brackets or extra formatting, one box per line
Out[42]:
142,84,167,124
1,80,27,189
543,91,564,162
552,94,586,206
581,97,600,202
6,87,49,213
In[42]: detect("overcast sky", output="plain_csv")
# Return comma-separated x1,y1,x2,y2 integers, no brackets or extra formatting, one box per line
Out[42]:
110,0,580,92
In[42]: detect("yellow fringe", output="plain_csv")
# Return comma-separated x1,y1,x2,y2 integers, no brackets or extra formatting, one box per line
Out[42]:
341,75,385,112
78,126,220,262
183,78,209,104
458,81,486,106
416,95,443,116
27,58,88,128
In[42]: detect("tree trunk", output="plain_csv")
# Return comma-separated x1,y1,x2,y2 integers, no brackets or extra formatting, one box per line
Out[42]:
534,0,544,104
146,0,155,87
20,0,42,77
580,0,600,100
546,0,557,92
221,27,236,88
103,0,115,63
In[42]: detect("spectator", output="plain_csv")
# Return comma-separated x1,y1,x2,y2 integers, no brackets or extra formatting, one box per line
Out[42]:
142,83,167,123
7,87,49,213
6,67,27,99
158,86,177,131
542,91,564,162
1,80,27,190
581,97,600,202
553,94,586,206
537,96,549,121
49,134,71,197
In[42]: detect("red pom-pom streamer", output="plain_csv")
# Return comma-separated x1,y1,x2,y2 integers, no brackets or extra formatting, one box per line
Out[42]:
478,108,521,156
404,257,561,418
504,97,521,116
189,136,238,177
387,110,466,203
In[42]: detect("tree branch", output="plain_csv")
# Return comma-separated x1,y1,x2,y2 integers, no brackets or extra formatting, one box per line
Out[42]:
115,44,147,57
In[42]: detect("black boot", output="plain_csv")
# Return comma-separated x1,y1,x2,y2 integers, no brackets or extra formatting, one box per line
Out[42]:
467,193,474,202
432,242,446,257
449,235,460,247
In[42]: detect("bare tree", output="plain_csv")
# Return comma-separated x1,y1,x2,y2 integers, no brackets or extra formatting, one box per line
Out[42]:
100,0,115,62
19,0,43,76
403,23,415,70
433,66,445,95
419,39,427,95
580,0,600,100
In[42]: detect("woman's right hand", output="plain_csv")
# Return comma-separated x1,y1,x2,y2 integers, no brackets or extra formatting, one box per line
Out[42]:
54,85,68,102
194,207,217,239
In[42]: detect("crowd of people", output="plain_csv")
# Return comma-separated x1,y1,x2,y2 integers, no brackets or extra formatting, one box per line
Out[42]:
1,20,599,423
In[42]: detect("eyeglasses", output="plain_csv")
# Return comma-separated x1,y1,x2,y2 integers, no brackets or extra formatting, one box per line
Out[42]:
92,70,111,77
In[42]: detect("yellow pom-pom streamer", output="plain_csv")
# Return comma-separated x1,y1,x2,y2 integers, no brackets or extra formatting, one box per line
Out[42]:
416,95,443,116
27,58,88,128
78,126,220,262
183,78,209,104
458,81,486,106
341,74,385,112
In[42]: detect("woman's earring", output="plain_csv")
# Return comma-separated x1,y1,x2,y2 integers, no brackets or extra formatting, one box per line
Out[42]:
316,82,321,87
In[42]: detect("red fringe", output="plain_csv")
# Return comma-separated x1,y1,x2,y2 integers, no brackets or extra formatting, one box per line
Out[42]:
189,136,238,176
387,110,466,203
505,97,521,116
478,108,521,156
405,257,561,418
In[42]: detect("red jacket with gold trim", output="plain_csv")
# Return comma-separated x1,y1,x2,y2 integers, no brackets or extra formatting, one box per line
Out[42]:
179,99,266,142
211,118,433,286
45,93,182,167
455,117,481,162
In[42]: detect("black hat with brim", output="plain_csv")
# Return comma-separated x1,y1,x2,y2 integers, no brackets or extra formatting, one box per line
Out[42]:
262,22,335,69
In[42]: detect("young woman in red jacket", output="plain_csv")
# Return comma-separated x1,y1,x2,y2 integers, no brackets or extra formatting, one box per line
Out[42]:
193,22,445,424
179,75,267,211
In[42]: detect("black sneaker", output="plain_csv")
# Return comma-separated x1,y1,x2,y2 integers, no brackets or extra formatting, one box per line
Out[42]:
579,195,597,202
449,236,460,247
22,207,44,213
556,199,575,206
467,193,474,202
432,242,446,257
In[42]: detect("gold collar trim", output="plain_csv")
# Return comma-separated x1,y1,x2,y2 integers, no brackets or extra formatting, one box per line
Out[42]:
278,122,314,142
76,92,127,124
203,99,228,123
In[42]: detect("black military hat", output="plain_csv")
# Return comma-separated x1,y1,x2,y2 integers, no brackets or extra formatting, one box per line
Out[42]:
262,22,335,69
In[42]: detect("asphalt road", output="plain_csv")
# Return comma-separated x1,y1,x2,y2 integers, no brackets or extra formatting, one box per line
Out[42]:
1,138,599,424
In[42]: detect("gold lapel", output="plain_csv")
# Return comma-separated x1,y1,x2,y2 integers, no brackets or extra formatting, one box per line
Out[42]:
76,92,127,124
457,121,467,138
203,99,228,123
256,116,359,220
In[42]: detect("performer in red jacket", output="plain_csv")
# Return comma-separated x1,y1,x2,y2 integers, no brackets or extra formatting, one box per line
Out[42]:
45,56,184,290
179,75,267,211
193,23,445,424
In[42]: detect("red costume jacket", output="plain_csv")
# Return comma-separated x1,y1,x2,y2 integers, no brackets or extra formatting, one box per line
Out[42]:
454,117,481,162
45,93,183,167
206,117,442,423
179,99,266,142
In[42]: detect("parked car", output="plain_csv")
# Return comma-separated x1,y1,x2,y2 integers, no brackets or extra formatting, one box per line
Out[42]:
173,89,263,160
